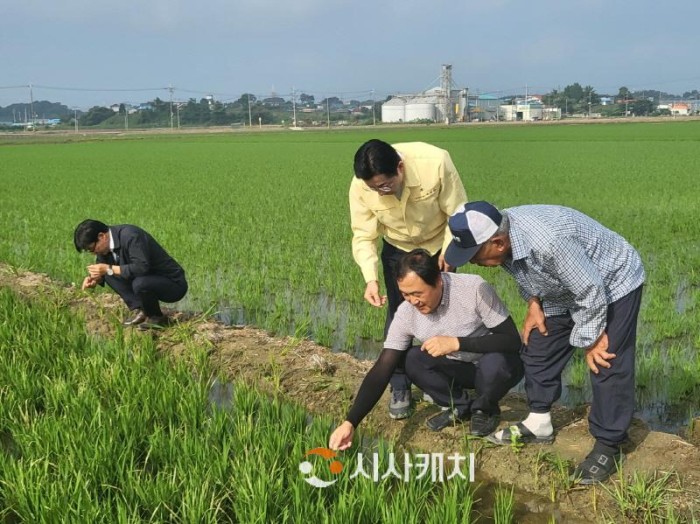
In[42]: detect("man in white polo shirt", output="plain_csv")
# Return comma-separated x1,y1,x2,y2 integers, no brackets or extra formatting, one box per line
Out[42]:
329,249,523,450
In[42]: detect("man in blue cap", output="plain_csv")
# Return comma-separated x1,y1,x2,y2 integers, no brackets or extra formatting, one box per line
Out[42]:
444,201,645,484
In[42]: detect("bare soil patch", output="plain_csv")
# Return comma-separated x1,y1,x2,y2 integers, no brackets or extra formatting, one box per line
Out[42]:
1,263,698,521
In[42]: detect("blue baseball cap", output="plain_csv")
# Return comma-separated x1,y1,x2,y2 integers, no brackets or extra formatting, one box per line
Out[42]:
445,201,503,267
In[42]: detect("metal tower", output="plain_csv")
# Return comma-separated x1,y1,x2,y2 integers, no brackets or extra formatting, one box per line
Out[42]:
441,64,452,124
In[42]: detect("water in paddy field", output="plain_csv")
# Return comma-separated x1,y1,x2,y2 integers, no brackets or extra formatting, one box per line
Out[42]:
210,291,699,436
674,278,694,314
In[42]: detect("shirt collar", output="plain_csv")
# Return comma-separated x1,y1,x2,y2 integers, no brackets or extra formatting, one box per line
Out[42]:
109,228,120,251
401,155,421,188
437,273,450,310
504,211,531,262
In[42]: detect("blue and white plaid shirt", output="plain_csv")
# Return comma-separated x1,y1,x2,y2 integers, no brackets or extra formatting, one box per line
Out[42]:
502,205,645,348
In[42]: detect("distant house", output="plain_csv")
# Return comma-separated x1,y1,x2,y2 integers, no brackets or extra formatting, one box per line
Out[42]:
670,103,690,116
600,97,614,106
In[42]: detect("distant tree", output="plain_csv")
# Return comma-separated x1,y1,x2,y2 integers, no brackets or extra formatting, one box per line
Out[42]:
582,85,600,106
234,93,256,107
617,86,631,101
180,98,209,124
631,99,654,116
319,97,343,109
599,104,624,118
563,83,584,104
250,105,274,125
542,89,560,107
81,106,114,126
151,97,168,112
299,93,315,106
210,101,228,125
682,89,700,99
118,103,126,115
0,101,70,121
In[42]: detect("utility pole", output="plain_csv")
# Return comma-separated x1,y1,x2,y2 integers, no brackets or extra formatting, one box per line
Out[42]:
326,96,330,128
125,106,128,131
292,87,297,127
168,84,174,130
74,108,79,133
371,89,376,125
29,83,35,130
247,94,253,127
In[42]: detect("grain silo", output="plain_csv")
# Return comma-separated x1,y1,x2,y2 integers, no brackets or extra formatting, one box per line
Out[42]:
381,97,407,123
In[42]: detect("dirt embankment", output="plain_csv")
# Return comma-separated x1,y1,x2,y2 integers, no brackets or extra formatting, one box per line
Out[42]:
1,264,698,521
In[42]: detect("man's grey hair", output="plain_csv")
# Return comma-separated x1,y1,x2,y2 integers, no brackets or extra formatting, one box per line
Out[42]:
494,211,510,237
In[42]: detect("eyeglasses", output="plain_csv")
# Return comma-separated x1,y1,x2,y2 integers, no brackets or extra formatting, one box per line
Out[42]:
366,176,398,193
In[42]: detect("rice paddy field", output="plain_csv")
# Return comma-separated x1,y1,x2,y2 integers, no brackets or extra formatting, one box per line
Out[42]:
0,121,699,520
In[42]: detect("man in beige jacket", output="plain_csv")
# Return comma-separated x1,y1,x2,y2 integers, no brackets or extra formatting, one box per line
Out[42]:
349,139,468,419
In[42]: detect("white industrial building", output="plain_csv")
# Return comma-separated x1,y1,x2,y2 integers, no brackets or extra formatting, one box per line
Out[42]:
382,87,468,124
500,98,561,121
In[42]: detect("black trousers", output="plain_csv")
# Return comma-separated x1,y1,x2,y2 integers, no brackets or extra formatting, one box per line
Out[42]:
105,274,188,317
405,346,524,415
522,286,643,447
381,240,442,391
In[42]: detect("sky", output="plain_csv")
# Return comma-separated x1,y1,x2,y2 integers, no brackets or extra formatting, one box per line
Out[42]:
2,0,700,109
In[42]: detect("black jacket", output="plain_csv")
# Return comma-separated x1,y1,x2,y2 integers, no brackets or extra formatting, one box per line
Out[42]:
96,224,185,282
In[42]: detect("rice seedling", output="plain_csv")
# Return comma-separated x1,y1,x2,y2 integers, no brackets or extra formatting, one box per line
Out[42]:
533,450,577,498
493,484,515,524
602,468,679,523
1,124,696,424
0,287,485,521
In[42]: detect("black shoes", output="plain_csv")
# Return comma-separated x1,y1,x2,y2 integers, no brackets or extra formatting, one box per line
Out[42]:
469,410,500,437
123,310,169,330
572,444,623,484
426,409,470,432
388,389,415,420
137,315,170,331
425,408,500,435
123,310,147,326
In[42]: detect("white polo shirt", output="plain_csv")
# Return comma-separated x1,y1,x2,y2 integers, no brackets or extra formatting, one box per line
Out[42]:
384,273,509,363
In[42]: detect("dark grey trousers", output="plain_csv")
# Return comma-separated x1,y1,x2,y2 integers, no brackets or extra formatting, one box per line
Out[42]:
522,286,643,447
105,274,188,317
405,346,524,415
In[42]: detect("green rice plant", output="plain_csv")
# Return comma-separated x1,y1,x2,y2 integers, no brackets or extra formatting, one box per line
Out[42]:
424,479,475,524
493,484,515,524
533,451,577,498
1,121,700,426
602,468,678,523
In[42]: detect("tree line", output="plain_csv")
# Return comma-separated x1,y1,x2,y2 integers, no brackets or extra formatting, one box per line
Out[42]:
1,84,698,129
